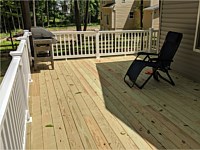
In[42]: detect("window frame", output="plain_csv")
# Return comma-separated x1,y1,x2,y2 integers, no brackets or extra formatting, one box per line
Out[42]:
193,1,200,53
106,15,109,25
129,11,134,19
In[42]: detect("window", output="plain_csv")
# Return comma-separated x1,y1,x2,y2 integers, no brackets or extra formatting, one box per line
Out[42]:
129,12,134,19
104,15,109,25
106,15,109,25
194,2,200,52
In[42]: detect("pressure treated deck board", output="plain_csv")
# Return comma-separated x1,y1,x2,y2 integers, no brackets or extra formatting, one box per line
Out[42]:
50,64,85,149
30,73,43,149
65,61,139,150
39,70,57,149
28,56,200,149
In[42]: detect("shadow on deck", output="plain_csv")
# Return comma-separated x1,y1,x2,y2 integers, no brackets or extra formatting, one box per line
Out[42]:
96,59,200,149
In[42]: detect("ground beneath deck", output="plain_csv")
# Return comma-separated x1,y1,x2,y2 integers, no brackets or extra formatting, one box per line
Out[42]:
27,56,200,149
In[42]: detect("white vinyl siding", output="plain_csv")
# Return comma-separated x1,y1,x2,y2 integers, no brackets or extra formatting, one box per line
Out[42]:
160,0,200,82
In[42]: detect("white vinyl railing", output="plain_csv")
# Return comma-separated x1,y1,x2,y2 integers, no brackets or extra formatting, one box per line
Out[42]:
0,30,32,150
52,28,159,59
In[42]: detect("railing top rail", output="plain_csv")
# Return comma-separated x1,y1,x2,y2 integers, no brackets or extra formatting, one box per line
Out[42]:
10,40,26,56
52,29,159,35
52,30,96,35
99,30,150,33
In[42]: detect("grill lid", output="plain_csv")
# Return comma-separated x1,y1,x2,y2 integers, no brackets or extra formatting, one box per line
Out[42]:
31,27,55,39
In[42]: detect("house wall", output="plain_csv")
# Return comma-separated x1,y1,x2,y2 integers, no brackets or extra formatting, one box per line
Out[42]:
153,9,159,29
151,0,159,6
143,0,159,30
100,8,113,30
160,0,200,82
143,11,152,29
100,0,150,30
100,1,115,30
114,0,140,30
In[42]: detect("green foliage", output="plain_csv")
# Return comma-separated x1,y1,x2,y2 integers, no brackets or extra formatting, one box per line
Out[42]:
0,0,100,34
45,124,54,127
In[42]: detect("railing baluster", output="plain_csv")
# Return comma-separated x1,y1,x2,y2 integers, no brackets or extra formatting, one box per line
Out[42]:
134,33,136,52
2,125,9,149
108,33,110,54
127,33,129,53
84,34,86,55
91,34,94,54
88,35,90,55
68,34,71,57
125,33,127,54
131,32,133,53
111,33,113,53
72,34,75,55
114,33,116,53
80,34,83,55
56,35,58,56
64,34,67,56
76,34,79,55
60,34,62,56
103,34,106,54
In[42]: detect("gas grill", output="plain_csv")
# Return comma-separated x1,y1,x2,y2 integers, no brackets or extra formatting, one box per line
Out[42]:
31,27,56,70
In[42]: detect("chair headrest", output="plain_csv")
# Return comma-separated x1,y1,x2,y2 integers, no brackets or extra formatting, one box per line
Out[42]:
165,31,183,43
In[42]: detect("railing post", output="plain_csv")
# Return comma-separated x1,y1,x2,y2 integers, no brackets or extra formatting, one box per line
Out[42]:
156,31,160,54
95,29,100,59
149,28,153,52
10,50,31,123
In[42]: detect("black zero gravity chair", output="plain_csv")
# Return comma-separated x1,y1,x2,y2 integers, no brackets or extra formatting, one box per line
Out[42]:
124,31,183,89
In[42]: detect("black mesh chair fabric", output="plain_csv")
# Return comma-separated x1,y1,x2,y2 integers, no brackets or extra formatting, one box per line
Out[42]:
124,31,183,89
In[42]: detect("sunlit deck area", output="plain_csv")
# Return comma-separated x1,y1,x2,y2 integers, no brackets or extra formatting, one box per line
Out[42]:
27,56,200,149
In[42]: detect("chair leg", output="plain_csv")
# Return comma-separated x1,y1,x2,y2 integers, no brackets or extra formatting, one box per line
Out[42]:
124,75,135,88
152,68,159,81
135,73,153,89
124,73,154,89
157,71,175,86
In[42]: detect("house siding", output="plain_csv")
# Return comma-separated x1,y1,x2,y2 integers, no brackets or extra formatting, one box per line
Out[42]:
100,0,150,30
160,0,200,82
114,1,140,30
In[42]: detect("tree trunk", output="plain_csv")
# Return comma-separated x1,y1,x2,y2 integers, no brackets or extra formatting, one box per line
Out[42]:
140,0,143,29
140,0,144,49
10,8,16,31
33,0,37,27
16,7,21,29
21,1,32,30
6,14,14,49
74,0,81,31
3,16,7,33
46,0,49,27
21,0,34,56
19,4,24,29
42,14,44,27
83,0,89,31
53,2,56,25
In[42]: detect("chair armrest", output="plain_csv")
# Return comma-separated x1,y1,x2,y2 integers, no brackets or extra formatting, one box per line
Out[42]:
137,52,158,56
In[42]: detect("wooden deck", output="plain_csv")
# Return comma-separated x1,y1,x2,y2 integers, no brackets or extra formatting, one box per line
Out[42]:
26,56,200,149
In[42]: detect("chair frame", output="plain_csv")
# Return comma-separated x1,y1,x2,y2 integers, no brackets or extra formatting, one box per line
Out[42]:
124,31,183,89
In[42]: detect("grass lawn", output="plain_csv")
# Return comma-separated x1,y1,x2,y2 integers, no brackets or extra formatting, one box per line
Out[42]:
0,57,11,83
0,29,23,41
47,24,100,31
